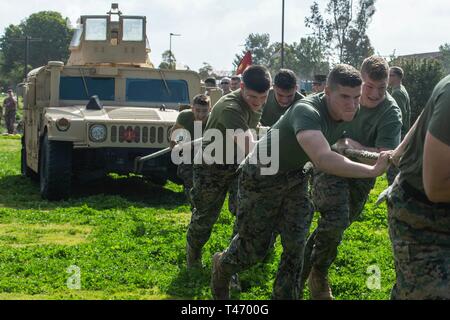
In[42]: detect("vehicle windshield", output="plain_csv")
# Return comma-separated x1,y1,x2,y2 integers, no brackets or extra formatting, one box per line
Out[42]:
59,77,115,101
85,18,107,41
126,79,189,104
122,18,143,41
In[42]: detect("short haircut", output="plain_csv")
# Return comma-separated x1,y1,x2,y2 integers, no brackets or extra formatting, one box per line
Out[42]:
274,69,297,90
178,104,191,112
220,77,231,84
361,55,389,81
313,74,327,84
192,93,210,107
231,76,241,82
242,65,272,93
390,66,404,80
204,77,216,87
327,64,362,91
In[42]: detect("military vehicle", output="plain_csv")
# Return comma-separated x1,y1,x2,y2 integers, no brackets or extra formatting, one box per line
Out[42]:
21,4,212,200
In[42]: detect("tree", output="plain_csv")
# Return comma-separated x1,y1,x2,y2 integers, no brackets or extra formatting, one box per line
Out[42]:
390,58,444,124
305,0,376,65
233,33,274,70
439,43,450,74
326,0,353,62
0,11,73,84
342,0,375,67
158,50,173,69
198,62,217,80
294,37,330,79
305,2,332,60
232,33,330,79
22,12,73,67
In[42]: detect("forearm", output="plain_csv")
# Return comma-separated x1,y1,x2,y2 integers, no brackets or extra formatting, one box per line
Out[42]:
315,151,378,178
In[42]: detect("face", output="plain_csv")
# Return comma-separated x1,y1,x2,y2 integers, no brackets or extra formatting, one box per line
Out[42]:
220,81,230,92
205,81,216,89
241,85,269,111
230,79,241,91
361,73,388,108
192,104,210,122
326,84,361,122
273,85,298,108
312,82,325,93
388,72,399,87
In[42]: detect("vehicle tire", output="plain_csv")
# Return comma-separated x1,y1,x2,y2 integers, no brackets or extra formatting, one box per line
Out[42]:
39,134,73,200
21,136,38,180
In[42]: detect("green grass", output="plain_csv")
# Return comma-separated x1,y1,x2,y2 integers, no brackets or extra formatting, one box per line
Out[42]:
0,136,394,300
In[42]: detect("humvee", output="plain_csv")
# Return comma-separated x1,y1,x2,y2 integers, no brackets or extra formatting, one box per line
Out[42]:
21,4,213,200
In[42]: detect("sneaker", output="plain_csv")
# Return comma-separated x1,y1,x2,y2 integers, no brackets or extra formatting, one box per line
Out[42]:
211,252,230,300
308,267,334,300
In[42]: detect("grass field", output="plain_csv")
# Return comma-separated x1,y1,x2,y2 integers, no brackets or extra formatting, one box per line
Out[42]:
0,135,395,300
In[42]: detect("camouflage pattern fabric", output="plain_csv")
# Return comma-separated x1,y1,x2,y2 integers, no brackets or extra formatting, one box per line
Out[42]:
301,170,375,282
219,163,314,299
177,163,194,207
186,164,239,251
386,164,399,186
4,109,16,134
227,177,239,239
228,177,238,217
387,179,450,299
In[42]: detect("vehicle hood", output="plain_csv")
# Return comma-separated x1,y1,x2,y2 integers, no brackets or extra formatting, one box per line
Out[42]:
45,106,179,123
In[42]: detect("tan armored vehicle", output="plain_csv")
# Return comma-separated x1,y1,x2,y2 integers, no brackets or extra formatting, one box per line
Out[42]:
21,4,208,200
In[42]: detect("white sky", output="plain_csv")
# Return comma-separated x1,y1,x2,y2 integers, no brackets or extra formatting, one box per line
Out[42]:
0,0,449,72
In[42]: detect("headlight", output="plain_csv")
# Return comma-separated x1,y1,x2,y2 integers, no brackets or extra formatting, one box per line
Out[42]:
89,124,107,142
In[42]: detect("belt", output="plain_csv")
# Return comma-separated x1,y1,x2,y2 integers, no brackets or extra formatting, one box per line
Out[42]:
400,180,450,209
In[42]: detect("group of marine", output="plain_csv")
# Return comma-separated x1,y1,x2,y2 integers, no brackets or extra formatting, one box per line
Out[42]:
170,55,450,300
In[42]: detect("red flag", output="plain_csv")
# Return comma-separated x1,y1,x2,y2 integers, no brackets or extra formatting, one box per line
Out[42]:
236,51,252,75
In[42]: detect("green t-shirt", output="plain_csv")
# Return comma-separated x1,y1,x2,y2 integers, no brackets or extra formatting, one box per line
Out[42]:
391,84,411,138
175,109,207,140
260,89,304,127
255,93,348,172
343,93,402,149
399,75,450,193
203,89,262,163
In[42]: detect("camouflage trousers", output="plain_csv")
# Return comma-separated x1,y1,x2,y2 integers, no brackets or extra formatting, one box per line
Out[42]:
186,164,239,251
219,164,314,300
386,165,399,186
4,109,16,134
387,179,450,299
301,170,375,282
177,163,194,207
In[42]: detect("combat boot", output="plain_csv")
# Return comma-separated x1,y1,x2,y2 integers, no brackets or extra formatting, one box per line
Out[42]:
186,243,202,269
308,267,334,300
211,252,231,300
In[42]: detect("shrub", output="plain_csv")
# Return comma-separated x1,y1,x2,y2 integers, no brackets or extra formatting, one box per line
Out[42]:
390,58,444,124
